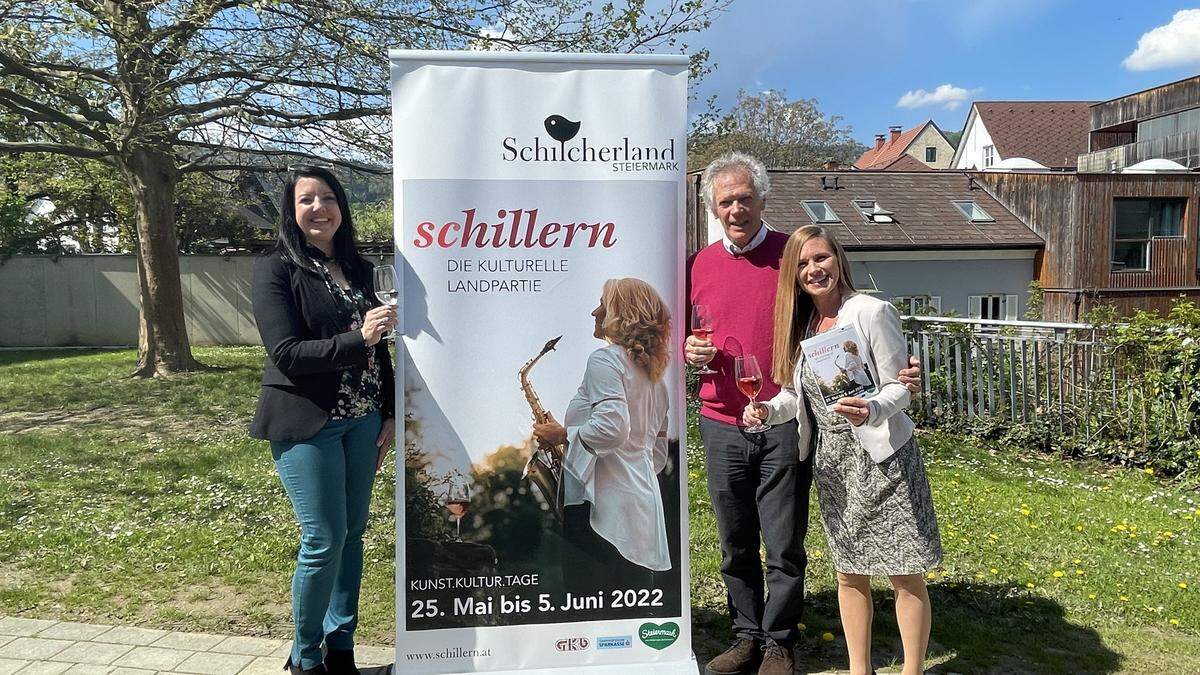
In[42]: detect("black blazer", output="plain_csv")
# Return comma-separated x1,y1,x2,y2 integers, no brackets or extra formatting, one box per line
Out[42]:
249,250,396,442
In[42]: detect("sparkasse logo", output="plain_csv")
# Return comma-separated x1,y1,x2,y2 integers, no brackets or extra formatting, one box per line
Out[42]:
554,637,590,652
501,114,679,173
596,636,633,650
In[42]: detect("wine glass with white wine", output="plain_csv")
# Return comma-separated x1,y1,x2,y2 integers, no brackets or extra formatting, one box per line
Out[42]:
373,264,398,342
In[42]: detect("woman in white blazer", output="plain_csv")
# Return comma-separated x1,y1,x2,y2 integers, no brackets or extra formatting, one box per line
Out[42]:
744,225,942,675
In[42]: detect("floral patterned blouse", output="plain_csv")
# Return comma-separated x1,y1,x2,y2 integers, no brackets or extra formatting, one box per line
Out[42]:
312,256,385,420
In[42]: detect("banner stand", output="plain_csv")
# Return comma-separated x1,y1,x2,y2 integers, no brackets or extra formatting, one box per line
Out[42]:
390,50,694,674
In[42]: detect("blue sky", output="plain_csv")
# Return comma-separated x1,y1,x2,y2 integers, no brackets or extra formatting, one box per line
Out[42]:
688,0,1200,145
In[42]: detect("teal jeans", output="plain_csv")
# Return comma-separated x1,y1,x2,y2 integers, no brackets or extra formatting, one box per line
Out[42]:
271,410,382,669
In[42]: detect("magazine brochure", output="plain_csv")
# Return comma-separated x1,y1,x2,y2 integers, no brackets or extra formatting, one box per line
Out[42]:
800,324,877,409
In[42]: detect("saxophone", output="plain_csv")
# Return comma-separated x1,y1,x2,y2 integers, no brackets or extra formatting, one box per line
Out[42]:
519,336,565,522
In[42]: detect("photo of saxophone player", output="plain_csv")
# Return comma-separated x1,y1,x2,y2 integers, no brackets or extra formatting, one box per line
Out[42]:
533,277,673,596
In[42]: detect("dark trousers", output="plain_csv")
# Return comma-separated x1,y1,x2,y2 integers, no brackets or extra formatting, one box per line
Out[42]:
562,502,654,597
700,416,812,647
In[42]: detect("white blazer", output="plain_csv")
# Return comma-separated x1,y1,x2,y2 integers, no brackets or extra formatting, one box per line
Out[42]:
761,292,915,464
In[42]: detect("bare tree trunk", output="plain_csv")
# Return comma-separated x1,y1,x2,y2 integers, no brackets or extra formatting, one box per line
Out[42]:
123,149,201,377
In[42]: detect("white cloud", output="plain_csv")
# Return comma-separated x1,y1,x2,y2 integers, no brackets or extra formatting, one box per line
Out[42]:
1123,9,1200,71
896,84,981,110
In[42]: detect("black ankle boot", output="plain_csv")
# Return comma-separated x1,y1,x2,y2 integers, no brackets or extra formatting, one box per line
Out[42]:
283,656,327,674
324,649,359,675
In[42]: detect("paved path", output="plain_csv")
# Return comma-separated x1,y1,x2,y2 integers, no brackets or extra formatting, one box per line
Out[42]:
0,617,865,674
0,617,393,675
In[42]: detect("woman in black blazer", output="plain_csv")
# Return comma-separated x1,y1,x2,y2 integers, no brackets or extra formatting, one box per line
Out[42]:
250,166,396,675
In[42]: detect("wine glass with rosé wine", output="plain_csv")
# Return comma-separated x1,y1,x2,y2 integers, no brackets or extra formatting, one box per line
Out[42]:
734,355,769,433
444,475,470,542
691,304,717,375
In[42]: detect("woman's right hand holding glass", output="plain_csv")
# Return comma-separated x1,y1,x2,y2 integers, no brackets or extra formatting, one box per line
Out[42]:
742,401,768,427
361,305,397,346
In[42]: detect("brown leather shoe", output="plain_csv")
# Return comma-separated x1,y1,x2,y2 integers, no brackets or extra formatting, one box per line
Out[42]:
757,642,794,675
705,637,761,675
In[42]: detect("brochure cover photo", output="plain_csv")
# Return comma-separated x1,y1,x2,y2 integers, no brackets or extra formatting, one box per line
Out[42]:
800,324,877,408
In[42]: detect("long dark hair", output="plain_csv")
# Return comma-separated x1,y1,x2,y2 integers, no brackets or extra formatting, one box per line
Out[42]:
273,165,365,281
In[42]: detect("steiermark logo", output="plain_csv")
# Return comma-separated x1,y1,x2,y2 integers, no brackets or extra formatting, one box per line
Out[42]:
638,622,679,650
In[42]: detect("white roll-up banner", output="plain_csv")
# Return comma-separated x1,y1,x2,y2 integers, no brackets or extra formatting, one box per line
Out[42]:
390,51,693,674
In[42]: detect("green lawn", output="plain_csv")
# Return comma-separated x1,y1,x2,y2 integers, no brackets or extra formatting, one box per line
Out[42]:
0,348,1197,673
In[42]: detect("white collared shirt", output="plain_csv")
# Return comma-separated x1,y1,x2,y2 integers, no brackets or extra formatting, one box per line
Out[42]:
721,219,772,255
562,344,671,571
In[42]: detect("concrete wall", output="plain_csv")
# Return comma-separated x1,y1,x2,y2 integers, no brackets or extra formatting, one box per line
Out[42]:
0,254,388,347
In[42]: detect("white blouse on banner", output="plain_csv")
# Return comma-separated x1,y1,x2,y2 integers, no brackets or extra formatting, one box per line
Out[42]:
563,344,671,571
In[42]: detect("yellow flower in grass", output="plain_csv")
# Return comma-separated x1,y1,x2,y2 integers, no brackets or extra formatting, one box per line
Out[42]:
990,568,999,575
821,632,834,642
1026,582,1036,589
1170,618,1180,626
1076,569,1085,576
811,549,823,559
1120,596,1129,602
1144,467,1154,475
1019,507,1031,516
797,623,806,631
1088,594,1097,600
927,571,938,580
1179,582,1188,590
1075,524,1084,532
1073,558,1082,564
1053,570,1065,579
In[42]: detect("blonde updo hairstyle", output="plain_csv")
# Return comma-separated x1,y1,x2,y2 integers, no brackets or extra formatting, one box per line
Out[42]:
600,278,671,383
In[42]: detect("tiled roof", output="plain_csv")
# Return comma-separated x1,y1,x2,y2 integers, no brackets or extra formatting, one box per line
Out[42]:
762,170,1043,249
877,154,932,171
854,122,928,170
973,101,1096,168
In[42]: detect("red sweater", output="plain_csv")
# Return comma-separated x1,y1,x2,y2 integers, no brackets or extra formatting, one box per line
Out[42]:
686,230,787,426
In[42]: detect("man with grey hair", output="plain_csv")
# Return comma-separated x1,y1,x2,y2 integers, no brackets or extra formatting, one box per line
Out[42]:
686,152,919,675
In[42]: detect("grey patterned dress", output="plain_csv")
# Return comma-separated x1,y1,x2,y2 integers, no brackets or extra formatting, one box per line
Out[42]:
800,359,942,576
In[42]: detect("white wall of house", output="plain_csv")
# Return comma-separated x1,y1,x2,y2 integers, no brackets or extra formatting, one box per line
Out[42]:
951,108,1000,170
846,248,1036,318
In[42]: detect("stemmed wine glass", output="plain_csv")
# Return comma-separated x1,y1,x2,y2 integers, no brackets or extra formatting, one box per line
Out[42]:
691,304,717,375
734,355,769,433
373,264,398,342
444,475,470,542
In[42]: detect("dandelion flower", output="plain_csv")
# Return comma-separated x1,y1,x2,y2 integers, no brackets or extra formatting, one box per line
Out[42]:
797,623,806,631
1170,618,1180,626
821,632,834,642
1076,569,1085,576
1144,467,1154,475
1120,596,1129,602
1179,582,1188,590
1088,594,1097,600
812,549,823,559
990,568,999,575
1019,508,1031,516
1073,558,1082,564
1075,524,1084,532
1026,582,1036,589
1053,570,1065,578
927,571,938,580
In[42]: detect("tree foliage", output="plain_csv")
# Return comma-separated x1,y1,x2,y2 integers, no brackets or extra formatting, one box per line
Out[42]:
0,0,726,375
689,89,867,169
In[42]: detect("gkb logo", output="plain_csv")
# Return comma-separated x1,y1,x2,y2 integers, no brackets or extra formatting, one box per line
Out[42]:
554,637,590,652
596,636,633,650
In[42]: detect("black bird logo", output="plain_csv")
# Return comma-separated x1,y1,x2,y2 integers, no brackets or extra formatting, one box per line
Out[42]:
544,115,581,148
